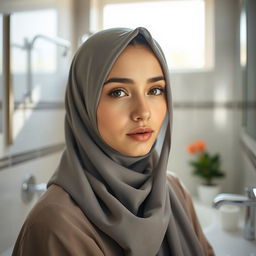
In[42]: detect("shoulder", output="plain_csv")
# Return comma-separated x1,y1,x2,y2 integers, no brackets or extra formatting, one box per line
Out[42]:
22,185,86,231
166,171,198,221
166,171,189,203
12,185,106,256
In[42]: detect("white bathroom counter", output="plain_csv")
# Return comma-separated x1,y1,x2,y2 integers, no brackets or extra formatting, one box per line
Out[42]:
193,198,256,256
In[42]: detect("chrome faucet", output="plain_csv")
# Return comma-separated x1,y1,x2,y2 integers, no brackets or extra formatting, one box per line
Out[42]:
213,186,256,241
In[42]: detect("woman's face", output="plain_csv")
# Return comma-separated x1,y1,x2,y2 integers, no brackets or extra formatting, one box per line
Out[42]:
97,45,167,156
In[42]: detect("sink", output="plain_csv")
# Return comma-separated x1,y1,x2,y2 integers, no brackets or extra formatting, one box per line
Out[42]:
194,198,256,256
194,200,217,230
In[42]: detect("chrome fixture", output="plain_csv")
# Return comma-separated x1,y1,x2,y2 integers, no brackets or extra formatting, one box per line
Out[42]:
213,186,256,241
12,34,71,103
27,34,71,56
22,174,47,203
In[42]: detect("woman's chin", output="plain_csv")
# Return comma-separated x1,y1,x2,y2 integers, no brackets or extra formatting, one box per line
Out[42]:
119,146,152,157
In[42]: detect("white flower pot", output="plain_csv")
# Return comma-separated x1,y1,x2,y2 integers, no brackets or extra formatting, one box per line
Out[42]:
197,184,220,206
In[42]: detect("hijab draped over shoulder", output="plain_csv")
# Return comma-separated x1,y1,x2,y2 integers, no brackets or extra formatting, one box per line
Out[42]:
48,27,205,256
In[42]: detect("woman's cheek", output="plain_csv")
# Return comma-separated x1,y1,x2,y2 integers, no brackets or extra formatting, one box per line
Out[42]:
151,99,167,119
98,100,128,133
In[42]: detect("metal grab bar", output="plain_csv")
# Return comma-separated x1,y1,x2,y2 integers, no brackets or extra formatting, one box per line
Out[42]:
21,174,47,203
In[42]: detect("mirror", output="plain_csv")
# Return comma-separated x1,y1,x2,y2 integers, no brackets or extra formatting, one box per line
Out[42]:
241,0,256,159
242,0,256,140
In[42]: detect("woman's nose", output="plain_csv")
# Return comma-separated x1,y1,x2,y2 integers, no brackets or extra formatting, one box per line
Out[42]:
130,96,151,122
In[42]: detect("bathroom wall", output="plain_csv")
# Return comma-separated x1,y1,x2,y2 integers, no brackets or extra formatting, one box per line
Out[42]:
169,0,256,196
0,0,75,253
167,0,249,196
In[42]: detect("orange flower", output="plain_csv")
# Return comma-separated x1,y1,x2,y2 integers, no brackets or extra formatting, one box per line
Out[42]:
187,140,206,154
187,144,197,154
195,140,206,152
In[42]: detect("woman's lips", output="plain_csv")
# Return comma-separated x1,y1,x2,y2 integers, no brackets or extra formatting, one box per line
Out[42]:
126,127,154,142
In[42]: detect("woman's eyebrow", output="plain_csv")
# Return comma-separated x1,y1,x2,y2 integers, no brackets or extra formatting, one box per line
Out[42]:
148,76,165,83
103,76,165,86
103,77,133,85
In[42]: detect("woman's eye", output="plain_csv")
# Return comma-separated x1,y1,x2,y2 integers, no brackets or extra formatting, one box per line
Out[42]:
149,87,165,96
108,89,127,98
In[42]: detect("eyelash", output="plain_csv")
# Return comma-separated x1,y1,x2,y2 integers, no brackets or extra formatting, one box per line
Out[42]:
108,87,166,98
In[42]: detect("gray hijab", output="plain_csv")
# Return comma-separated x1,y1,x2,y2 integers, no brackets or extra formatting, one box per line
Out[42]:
48,27,204,256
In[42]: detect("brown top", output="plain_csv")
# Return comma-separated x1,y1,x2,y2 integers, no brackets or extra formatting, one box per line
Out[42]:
12,173,215,256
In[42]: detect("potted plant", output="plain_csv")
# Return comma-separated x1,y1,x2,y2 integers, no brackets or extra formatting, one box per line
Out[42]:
187,140,225,205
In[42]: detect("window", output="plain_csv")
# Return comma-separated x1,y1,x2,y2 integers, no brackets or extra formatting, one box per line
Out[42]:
101,0,213,70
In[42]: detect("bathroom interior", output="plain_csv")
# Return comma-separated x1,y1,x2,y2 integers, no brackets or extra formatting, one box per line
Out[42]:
0,0,255,255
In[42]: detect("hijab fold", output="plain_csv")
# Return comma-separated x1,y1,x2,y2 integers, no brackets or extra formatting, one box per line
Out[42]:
48,27,204,256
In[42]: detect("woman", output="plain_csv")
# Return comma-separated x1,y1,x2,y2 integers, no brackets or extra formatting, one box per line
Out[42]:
12,27,214,256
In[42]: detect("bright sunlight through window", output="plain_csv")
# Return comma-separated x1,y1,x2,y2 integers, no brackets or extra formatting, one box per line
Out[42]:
103,0,206,70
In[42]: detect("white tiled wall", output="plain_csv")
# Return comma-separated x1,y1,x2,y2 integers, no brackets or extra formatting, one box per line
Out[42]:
0,151,63,253
166,0,254,196
168,107,243,196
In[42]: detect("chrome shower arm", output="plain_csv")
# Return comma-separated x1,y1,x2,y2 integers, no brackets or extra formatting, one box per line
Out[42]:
29,34,71,49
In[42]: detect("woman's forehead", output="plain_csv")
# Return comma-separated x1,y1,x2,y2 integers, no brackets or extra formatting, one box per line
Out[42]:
105,45,164,78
